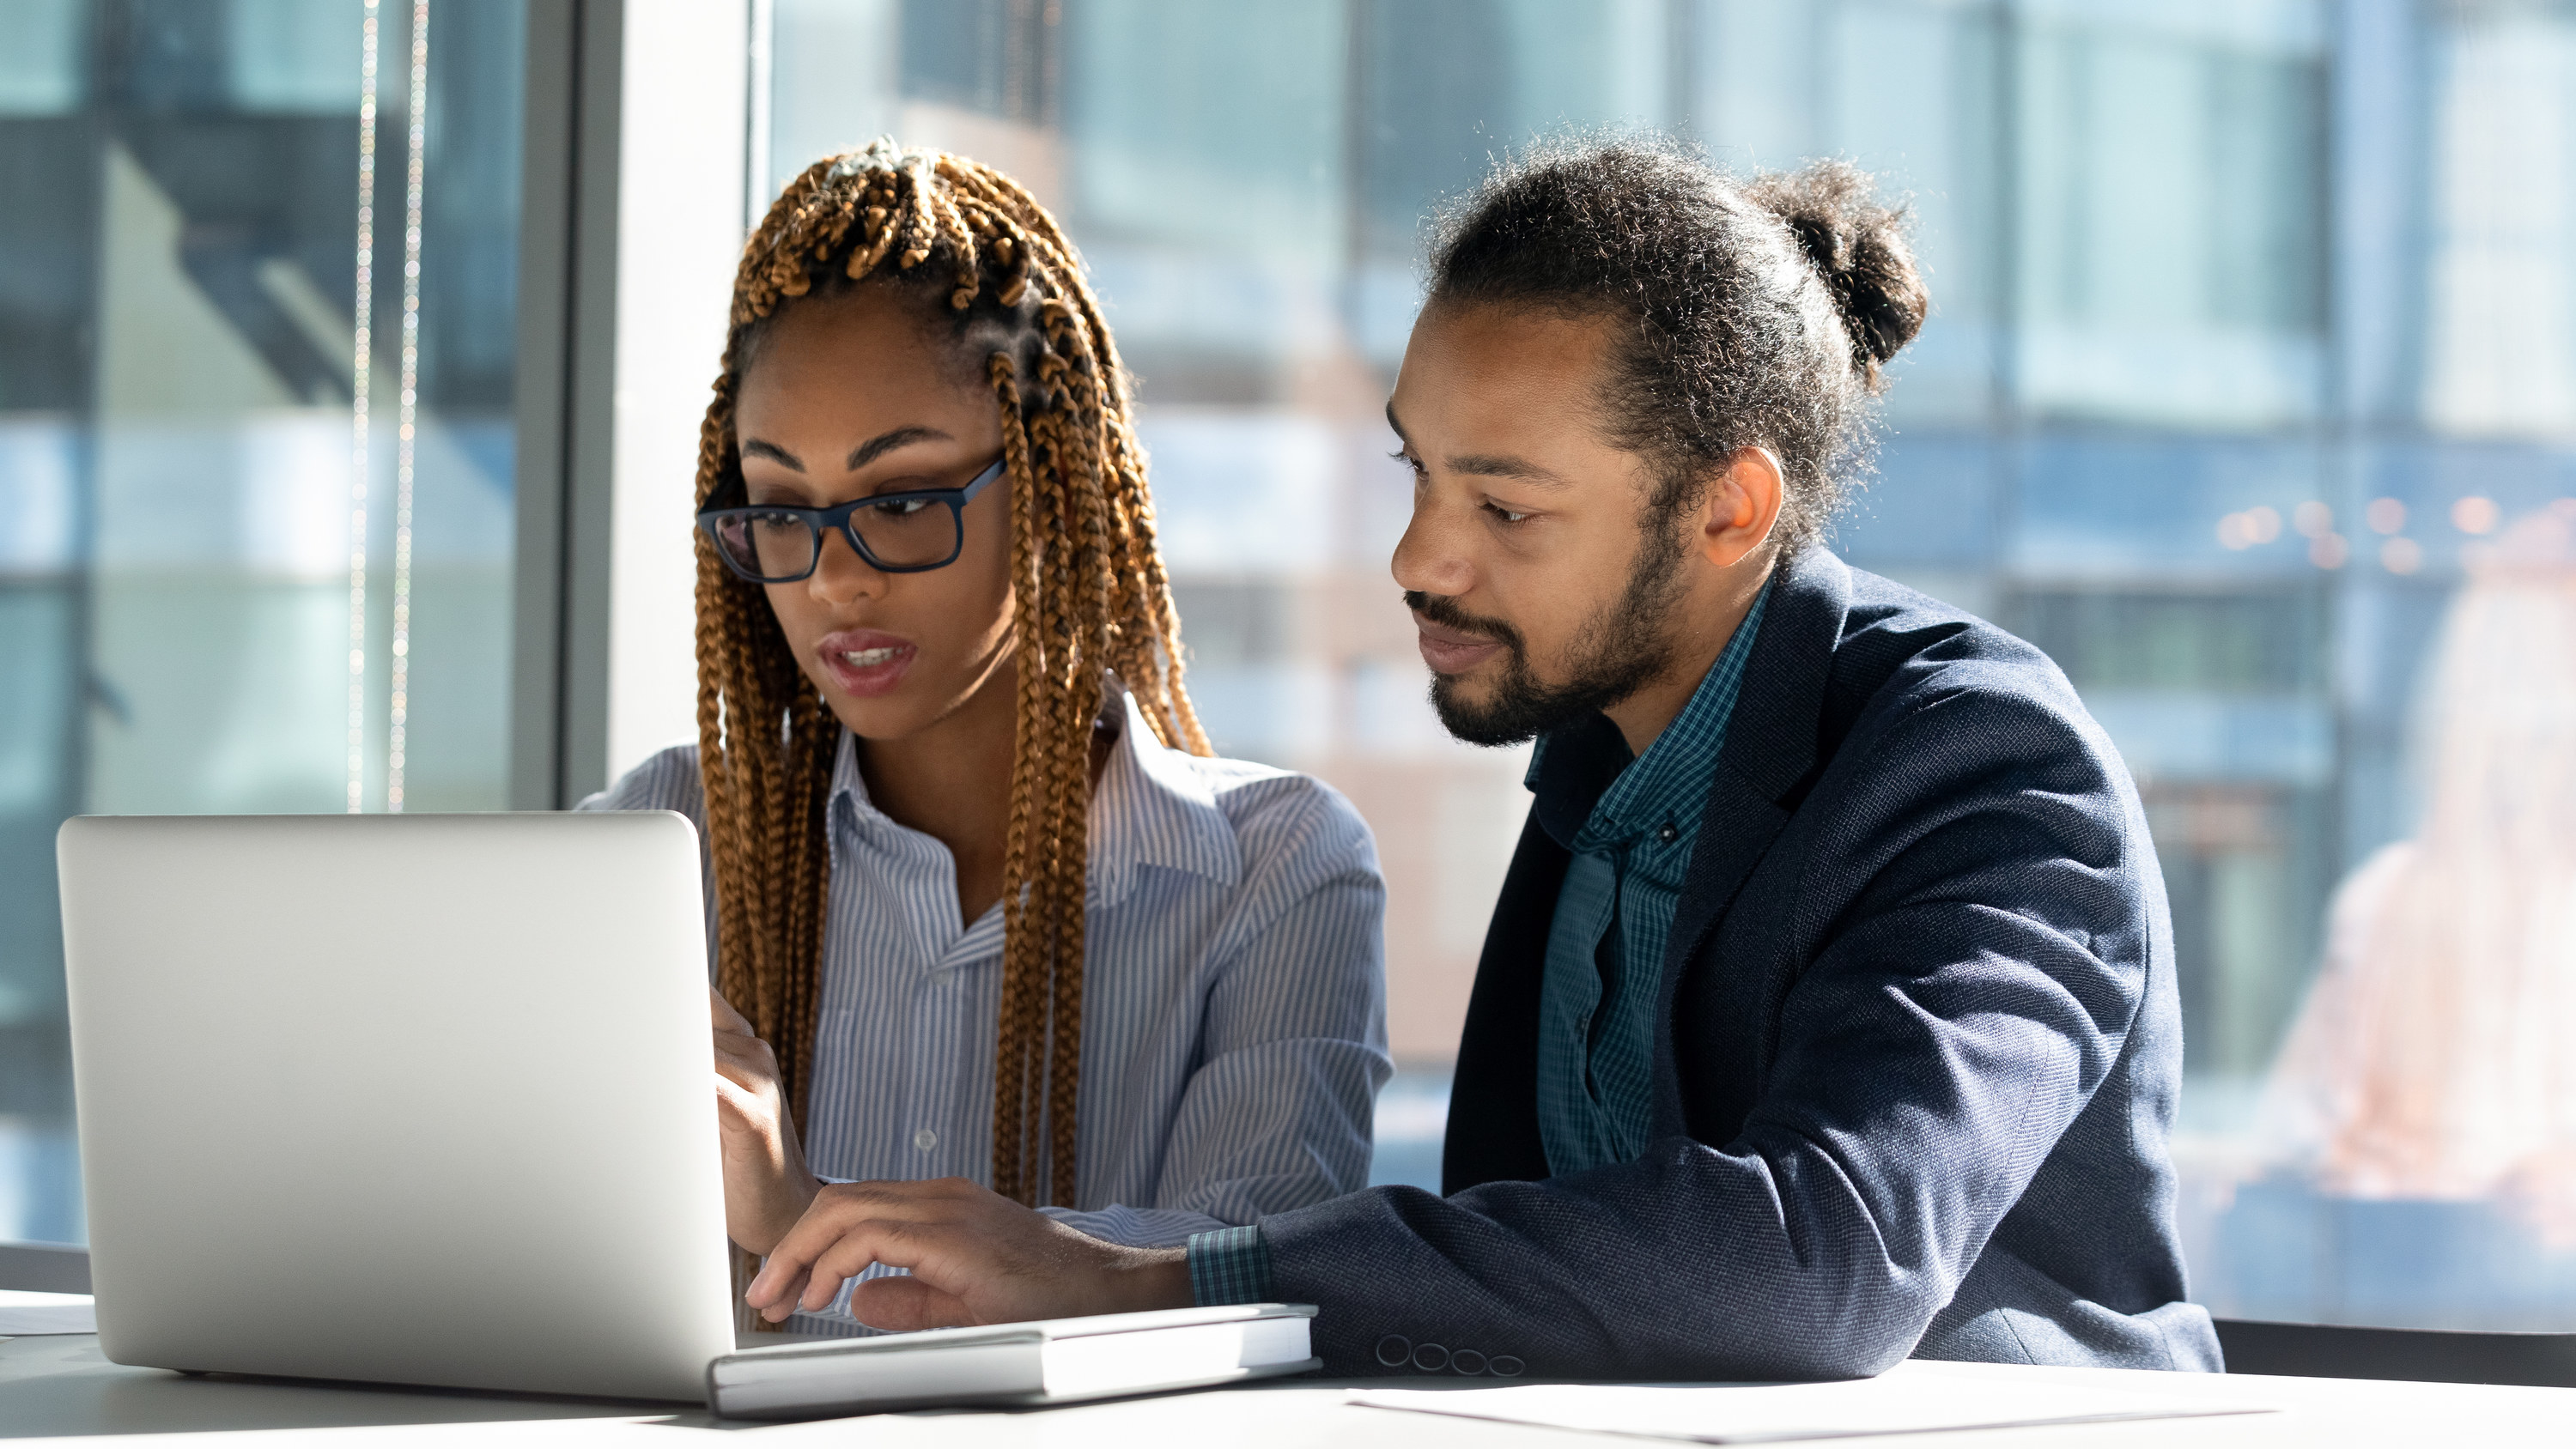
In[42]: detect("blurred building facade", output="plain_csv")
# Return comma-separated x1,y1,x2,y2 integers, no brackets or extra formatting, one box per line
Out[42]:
8,0,2576,1330
0,0,528,1242
758,0,2576,1326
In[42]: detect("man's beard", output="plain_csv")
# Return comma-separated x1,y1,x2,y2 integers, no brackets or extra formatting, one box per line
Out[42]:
1410,524,1690,748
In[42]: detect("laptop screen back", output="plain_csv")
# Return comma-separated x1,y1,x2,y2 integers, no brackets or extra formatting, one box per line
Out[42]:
58,811,734,1402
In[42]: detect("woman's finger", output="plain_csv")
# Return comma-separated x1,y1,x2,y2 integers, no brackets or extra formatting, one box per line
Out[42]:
711,1049,775,1094
713,1070,767,1119
708,987,756,1035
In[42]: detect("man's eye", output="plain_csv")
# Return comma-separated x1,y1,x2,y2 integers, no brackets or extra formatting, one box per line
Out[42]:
1389,450,1426,478
1482,500,1533,524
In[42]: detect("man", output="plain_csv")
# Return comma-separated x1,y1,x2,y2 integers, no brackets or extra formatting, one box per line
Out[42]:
738,142,2221,1378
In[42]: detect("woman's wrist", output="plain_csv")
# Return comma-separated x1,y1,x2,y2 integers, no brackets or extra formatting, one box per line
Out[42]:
750,1167,823,1257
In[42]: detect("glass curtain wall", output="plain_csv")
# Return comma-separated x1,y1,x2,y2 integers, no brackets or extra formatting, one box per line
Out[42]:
0,0,526,1244
769,0,2576,1331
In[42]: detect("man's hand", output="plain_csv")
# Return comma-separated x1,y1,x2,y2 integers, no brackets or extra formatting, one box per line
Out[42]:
711,988,822,1255
744,1178,1194,1330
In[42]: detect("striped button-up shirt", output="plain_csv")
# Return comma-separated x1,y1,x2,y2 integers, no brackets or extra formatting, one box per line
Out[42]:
584,687,1389,1332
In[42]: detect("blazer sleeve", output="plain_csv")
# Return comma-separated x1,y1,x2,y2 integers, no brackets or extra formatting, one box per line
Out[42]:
1257,681,2152,1379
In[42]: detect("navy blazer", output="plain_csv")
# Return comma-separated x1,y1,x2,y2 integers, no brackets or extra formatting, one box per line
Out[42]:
1262,548,2221,1378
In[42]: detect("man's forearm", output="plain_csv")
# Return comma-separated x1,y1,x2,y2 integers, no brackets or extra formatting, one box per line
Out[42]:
1104,1246,1194,1314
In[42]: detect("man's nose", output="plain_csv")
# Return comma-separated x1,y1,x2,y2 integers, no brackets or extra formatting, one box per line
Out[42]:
1391,497,1474,598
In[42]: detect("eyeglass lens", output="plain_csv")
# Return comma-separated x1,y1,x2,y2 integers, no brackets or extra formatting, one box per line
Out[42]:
712,497,958,579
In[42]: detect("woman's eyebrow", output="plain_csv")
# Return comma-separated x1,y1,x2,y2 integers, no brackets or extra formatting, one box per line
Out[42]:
740,437,802,470
848,425,953,470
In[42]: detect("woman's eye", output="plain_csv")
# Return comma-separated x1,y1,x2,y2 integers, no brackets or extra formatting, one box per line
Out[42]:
1482,500,1533,525
865,498,933,518
1390,450,1426,479
750,511,807,534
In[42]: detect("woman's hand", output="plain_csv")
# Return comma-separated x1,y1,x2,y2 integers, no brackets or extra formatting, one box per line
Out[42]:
711,988,822,1255
744,1178,1193,1330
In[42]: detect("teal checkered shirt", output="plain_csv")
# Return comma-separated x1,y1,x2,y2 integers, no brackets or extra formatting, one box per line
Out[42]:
1187,586,1768,1301
1533,585,1768,1176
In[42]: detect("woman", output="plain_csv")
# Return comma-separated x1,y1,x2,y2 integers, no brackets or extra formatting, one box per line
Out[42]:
2261,503,2576,1249
584,142,1388,1333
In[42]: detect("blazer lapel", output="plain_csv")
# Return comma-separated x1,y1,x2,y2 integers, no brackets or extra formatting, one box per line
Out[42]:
1651,549,1853,1123
1450,549,1859,1183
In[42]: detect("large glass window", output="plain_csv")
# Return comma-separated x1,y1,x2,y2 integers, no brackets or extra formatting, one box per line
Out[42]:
765,0,2576,1332
0,0,526,1243
14,0,2576,1339
2014,1,2328,428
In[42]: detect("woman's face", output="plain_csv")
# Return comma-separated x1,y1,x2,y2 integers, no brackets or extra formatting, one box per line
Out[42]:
730,286,1015,743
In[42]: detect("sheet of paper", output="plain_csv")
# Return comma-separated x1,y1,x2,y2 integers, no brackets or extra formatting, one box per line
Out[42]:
1349,1373,2270,1444
0,1289,96,1335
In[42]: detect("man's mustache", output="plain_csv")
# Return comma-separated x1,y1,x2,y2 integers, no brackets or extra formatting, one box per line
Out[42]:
1402,591,1526,656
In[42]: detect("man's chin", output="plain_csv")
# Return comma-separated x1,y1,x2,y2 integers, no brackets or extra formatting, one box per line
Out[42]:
1430,675,1548,749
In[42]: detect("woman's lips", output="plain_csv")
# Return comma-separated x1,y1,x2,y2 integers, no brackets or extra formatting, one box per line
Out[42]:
1413,615,1505,675
816,629,918,697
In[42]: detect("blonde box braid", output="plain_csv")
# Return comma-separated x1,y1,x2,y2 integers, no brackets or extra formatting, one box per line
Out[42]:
695,142,1209,1212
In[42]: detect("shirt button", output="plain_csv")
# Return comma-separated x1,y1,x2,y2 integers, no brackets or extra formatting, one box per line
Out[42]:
913,1128,938,1152
1656,822,1679,844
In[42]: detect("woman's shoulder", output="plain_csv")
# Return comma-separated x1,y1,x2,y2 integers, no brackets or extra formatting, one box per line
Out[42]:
575,743,706,821
1163,748,1377,870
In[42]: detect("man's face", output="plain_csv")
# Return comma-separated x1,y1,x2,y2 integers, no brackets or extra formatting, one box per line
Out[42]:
1388,302,1692,746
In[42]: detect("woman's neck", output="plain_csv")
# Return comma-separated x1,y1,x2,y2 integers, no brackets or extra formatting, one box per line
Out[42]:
855,662,1021,927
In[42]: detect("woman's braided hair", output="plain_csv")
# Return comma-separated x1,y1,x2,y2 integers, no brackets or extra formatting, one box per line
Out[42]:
694,141,1209,1209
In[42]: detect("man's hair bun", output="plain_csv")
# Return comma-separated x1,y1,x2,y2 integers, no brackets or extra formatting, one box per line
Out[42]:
1746,161,1928,390
1427,138,1932,552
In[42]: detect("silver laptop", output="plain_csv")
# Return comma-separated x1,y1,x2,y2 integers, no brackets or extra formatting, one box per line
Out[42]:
58,812,746,1402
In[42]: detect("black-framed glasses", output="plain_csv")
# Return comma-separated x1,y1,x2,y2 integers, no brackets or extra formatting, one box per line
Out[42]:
696,457,1005,583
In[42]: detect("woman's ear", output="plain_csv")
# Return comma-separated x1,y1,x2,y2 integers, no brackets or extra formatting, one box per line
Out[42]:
1696,446,1784,568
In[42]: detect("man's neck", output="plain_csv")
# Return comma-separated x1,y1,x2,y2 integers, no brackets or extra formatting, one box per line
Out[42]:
1600,557,1773,758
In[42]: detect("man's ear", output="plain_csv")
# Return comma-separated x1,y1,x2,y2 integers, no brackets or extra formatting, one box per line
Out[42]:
1696,446,1784,568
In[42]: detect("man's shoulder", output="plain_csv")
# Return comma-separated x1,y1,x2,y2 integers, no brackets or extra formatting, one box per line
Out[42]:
1772,561,2130,826
1822,562,2089,738
1836,564,2063,688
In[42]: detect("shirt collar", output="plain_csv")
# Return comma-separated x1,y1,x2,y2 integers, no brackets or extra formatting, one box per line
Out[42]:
1090,681,1242,905
825,677,1240,906
1528,579,1773,852
827,727,874,829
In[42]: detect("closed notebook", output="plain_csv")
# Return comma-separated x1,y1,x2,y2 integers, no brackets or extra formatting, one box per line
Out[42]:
707,1302,1319,1419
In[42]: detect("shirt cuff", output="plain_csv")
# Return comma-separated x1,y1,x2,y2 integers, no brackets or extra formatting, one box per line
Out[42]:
1185,1223,1277,1306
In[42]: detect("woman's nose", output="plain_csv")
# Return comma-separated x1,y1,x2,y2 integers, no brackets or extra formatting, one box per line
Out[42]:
805,527,884,604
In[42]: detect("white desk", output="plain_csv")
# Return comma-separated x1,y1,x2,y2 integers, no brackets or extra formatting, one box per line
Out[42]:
3,1333,2567,1446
